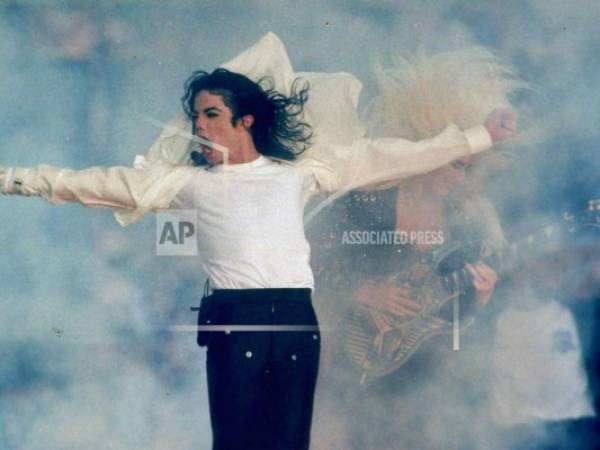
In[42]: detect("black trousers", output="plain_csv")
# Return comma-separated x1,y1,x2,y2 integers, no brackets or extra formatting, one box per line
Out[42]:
202,288,320,450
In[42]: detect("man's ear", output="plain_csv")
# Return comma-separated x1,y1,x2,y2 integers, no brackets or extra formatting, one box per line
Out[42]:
240,114,254,130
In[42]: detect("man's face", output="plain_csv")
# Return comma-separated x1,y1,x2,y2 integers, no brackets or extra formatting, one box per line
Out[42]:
193,90,244,165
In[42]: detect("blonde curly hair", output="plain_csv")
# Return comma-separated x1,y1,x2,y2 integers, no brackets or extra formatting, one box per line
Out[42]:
364,47,526,140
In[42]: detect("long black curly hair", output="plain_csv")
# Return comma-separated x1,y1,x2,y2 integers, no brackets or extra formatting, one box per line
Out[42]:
182,68,313,162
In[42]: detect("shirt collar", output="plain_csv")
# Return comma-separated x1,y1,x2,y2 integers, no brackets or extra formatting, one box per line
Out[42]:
207,155,272,173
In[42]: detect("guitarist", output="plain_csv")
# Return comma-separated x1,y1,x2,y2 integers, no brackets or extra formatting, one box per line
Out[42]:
310,48,522,450
315,158,504,450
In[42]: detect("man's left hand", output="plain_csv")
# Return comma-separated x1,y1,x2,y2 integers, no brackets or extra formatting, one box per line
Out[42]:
485,108,518,142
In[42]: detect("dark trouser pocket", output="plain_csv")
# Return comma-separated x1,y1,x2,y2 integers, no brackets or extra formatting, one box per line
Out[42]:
196,294,214,347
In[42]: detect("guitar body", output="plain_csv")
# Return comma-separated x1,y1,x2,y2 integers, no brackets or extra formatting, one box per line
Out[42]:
344,242,478,383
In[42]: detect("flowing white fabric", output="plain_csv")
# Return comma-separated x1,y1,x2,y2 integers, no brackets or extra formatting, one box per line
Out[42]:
114,32,366,226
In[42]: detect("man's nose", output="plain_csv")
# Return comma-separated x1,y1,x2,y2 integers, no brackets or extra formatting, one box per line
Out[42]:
194,116,205,133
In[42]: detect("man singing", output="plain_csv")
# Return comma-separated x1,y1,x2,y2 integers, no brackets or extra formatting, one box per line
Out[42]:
0,41,515,450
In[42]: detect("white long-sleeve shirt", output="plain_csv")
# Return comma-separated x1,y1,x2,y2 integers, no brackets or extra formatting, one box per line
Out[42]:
2,125,492,289
170,155,312,288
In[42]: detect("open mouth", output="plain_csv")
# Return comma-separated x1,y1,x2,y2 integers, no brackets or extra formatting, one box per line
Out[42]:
196,135,214,153
194,135,228,162
196,134,210,144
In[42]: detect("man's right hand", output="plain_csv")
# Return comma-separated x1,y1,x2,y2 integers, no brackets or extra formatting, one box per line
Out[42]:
354,277,422,317
0,166,25,195
0,166,13,193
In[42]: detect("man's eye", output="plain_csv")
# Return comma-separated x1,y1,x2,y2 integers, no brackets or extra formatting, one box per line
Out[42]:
206,112,218,118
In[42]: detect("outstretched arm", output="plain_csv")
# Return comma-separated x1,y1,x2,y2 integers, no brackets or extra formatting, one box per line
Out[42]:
1,163,197,213
305,108,516,193
2,165,155,209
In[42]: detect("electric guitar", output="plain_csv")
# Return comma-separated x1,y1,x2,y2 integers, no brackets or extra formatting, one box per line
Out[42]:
344,200,600,384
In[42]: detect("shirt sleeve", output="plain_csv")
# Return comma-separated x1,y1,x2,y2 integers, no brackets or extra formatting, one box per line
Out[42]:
168,173,198,210
2,164,198,223
299,124,492,194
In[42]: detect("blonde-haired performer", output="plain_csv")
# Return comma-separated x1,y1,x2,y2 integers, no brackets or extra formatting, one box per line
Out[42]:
0,33,515,450
311,47,524,450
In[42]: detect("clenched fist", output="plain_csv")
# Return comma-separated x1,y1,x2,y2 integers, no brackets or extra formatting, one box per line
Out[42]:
485,107,518,142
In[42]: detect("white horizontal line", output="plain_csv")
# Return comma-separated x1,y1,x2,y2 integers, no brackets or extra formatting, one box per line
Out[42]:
170,325,320,332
